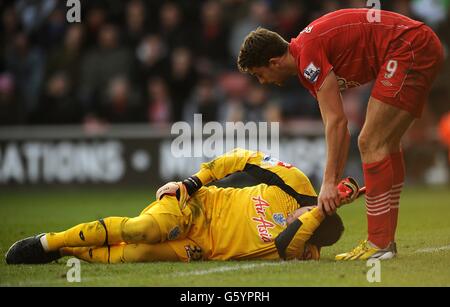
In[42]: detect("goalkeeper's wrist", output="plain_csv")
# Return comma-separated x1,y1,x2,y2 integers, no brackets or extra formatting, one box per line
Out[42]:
182,176,202,195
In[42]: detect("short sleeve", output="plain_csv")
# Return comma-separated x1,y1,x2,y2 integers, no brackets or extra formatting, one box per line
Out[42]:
298,40,334,97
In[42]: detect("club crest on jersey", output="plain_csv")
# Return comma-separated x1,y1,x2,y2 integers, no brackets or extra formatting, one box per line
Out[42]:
272,213,286,227
303,62,321,83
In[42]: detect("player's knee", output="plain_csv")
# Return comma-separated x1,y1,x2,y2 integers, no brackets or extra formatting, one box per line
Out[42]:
357,133,371,153
121,216,161,244
127,244,155,262
358,134,393,162
358,133,385,154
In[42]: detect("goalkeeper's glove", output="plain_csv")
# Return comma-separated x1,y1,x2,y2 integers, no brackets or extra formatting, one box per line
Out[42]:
156,176,202,200
337,177,360,205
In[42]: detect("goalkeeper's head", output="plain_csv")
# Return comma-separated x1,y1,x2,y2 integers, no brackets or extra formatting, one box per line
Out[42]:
286,206,344,248
308,212,344,247
276,207,344,260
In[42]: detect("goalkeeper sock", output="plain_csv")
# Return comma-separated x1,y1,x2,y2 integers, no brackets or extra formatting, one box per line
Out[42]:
390,150,405,242
61,245,125,263
61,242,179,263
45,217,128,251
363,156,393,249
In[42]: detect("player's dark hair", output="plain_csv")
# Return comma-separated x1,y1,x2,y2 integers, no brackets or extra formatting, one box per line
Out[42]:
237,27,288,72
307,213,344,248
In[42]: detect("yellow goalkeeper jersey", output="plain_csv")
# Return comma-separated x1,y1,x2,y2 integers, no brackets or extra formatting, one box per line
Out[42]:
166,148,319,261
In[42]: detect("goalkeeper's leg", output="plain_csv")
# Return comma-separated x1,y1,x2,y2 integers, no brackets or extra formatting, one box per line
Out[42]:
6,196,191,264
61,242,179,263
43,215,162,252
44,194,191,252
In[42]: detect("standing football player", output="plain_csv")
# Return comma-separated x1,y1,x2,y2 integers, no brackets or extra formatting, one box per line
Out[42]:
237,8,444,260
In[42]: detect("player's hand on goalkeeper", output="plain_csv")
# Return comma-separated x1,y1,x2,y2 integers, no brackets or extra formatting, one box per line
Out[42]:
337,177,360,205
319,177,361,215
318,182,340,215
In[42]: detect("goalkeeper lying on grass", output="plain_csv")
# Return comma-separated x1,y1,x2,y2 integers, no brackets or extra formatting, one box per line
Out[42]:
6,148,361,264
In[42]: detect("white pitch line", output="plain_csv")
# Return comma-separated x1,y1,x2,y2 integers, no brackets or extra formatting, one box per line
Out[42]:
172,262,290,277
414,245,450,253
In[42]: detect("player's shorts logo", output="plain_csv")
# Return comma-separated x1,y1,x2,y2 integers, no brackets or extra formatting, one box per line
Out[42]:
184,244,203,261
381,80,393,87
303,62,321,83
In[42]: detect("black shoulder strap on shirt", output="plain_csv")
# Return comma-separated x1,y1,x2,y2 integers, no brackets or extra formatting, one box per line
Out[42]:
243,164,318,207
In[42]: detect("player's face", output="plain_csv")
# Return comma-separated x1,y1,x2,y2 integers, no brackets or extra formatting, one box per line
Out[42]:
249,65,288,86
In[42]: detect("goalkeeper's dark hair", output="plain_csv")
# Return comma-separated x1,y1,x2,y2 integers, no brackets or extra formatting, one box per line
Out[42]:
307,213,344,247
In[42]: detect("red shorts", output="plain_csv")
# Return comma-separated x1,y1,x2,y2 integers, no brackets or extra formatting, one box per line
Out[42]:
371,25,444,118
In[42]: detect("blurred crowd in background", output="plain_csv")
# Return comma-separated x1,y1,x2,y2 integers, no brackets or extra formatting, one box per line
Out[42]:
0,0,449,182
1,0,449,125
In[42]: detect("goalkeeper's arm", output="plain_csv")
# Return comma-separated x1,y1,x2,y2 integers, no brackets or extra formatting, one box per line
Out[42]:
156,147,362,207
156,148,259,199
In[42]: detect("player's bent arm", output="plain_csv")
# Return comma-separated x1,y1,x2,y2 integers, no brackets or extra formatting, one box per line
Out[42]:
275,207,324,260
157,148,258,200
158,147,318,206
159,148,319,206
194,148,319,206
157,148,265,200
316,70,350,185
193,148,260,185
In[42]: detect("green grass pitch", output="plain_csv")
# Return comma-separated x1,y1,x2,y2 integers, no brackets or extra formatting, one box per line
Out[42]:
1,186,449,286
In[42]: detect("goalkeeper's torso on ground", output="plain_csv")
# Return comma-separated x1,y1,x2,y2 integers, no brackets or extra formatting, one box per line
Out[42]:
166,148,318,261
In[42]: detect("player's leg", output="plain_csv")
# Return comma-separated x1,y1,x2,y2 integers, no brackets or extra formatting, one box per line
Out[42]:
43,214,162,251
336,97,414,261
389,144,405,246
336,25,443,261
385,25,443,248
361,97,414,249
6,195,192,264
5,215,162,264
61,242,180,263
44,193,193,251
46,196,191,251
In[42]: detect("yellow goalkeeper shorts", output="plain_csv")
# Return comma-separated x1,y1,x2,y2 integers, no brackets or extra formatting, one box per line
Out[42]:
139,195,193,242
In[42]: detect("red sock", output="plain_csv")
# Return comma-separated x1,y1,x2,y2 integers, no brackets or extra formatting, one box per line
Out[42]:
390,151,405,242
363,156,393,249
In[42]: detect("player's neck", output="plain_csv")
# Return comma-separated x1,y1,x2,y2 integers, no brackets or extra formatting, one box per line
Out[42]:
283,51,298,76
